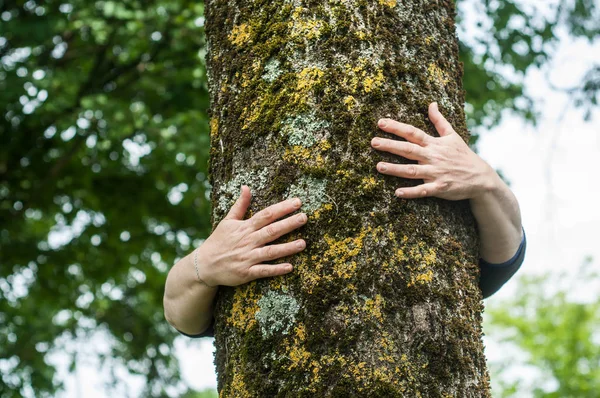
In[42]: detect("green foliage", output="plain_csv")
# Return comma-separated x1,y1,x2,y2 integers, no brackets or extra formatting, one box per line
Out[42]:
0,0,598,396
1,1,211,396
485,259,600,397
180,388,218,398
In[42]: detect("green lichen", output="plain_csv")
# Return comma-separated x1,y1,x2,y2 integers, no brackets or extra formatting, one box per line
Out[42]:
281,111,330,148
255,290,300,339
215,168,269,215
285,176,328,212
262,58,282,83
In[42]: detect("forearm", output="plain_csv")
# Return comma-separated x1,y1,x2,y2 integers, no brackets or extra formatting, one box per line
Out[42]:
470,169,523,263
163,249,218,335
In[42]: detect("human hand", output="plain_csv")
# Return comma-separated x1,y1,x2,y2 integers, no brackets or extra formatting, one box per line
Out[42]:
371,102,499,201
196,186,307,287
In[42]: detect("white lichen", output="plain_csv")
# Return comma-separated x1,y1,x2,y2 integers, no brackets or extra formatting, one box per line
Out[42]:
255,290,300,339
262,58,282,83
281,111,330,147
286,176,328,212
215,168,270,215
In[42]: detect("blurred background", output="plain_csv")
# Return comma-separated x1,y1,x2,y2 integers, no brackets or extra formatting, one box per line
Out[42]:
0,0,598,397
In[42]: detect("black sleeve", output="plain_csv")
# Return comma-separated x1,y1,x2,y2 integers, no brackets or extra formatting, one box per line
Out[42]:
478,229,526,299
176,320,215,339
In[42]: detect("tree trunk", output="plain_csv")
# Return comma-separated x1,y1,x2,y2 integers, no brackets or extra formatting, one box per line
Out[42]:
205,0,490,396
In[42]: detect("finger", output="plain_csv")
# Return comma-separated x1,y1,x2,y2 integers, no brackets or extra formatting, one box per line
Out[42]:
377,118,432,146
249,198,302,230
252,239,306,262
224,185,252,220
395,183,439,199
246,263,294,281
371,138,429,161
428,102,454,137
377,162,434,180
255,213,308,245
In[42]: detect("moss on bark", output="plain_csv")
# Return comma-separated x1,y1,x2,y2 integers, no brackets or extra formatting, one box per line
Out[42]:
206,0,490,396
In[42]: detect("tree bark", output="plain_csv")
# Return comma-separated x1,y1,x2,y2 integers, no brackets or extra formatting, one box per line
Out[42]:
206,0,490,396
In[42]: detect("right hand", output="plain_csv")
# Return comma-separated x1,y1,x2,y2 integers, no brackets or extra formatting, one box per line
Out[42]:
196,185,307,287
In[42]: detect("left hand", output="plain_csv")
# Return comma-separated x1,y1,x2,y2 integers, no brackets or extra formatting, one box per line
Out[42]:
371,102,498,201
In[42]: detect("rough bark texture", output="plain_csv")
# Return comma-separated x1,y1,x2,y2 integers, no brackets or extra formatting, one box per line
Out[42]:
206,0,490,396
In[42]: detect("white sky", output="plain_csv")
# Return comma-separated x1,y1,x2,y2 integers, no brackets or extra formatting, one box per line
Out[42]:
53,12,600,398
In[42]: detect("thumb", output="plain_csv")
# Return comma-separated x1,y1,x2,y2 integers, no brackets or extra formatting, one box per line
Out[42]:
224,185,252,220
429,102,454,137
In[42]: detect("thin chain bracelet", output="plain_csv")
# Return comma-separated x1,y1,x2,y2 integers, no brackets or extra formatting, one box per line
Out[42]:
193,247,216,288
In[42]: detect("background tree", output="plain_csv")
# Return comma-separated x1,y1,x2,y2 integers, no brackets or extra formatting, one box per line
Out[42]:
0,0,598,396
485,259,600,398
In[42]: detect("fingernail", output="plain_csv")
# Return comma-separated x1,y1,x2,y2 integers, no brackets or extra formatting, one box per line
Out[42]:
378,163,387,172
378,119,387,128
396,189,404,197
296,240,306,249
297,214,307,223
292,198,301,208
371,138,380,147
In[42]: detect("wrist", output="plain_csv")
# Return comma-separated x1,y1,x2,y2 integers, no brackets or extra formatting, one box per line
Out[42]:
471,164,503,204
193,246,219,289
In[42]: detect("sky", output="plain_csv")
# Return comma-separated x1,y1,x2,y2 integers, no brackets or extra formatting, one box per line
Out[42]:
50,7,600,398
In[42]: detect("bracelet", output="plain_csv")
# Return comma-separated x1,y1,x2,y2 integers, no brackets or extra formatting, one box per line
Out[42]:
193,248,216,288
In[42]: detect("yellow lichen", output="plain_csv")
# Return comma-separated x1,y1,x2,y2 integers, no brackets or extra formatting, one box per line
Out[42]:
427,63,450,85
407,269,434,287
227,283,259,332
343,59,384,94
283,140,330,166
313,203,333,220
228,23,253,47
295,323,307,341
336,169,353,178
293,66,325,104
354,30,368,40
289,7,327,40
230,369,251,398
363,294,385,323
396,248,406,261
210,117,219,139
359,176,378,191
251,59,262,73
363,69,384,93
283,145,312,163
344,95,357,111
405,243,437,287
286,342,311,370
378,0,397,7
323,226,371,279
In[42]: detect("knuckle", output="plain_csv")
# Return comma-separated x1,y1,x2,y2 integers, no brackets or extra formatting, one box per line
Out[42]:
237,250,251,263
262,209,273,220
264,246,276,259
265,224,278,237
408,165,417,177
236,267,251,283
